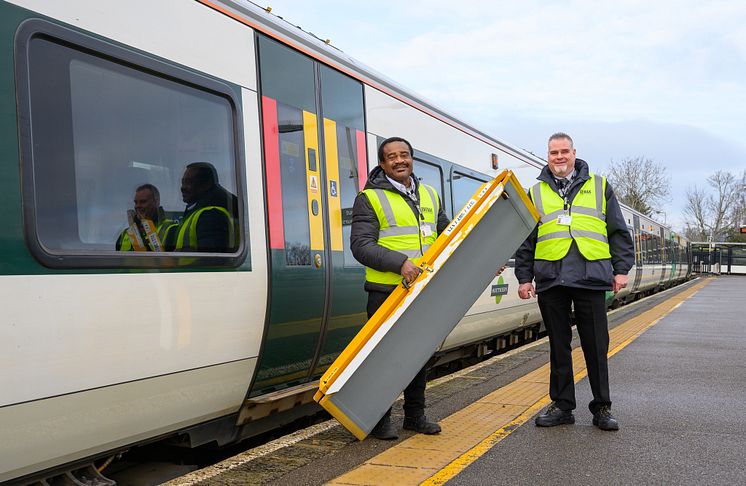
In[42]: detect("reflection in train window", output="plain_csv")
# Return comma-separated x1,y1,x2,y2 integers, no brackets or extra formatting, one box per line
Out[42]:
21,32,240,263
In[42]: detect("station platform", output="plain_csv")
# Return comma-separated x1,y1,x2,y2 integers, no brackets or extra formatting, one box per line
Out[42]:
166,276,745,486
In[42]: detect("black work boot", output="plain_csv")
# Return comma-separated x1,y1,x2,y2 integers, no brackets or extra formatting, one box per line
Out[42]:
535,402,575,427
403,415,441,434
593,405,619,431
370,415,398,440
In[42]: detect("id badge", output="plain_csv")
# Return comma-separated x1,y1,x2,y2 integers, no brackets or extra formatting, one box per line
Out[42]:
557,214,572,226
420,222,433,237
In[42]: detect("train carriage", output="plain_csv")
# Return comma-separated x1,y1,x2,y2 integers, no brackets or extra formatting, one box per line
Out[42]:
0,1,688,482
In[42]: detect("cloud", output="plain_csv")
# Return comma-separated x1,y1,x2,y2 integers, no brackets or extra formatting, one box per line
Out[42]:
262,0,746,228
486,116,745,229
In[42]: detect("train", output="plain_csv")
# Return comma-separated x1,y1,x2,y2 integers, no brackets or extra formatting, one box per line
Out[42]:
0,0,691,482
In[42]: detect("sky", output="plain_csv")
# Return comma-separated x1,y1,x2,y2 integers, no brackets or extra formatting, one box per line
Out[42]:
256,0,746,230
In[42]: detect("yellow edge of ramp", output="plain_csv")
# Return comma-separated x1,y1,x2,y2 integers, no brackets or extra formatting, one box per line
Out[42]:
316,396,367,441
326,278,712,486
316,171,518,396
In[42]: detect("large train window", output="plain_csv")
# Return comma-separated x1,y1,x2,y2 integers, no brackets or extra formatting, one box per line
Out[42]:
16,20,245,268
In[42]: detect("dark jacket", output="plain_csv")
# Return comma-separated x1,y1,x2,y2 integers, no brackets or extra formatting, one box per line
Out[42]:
514,159,634,292
350,166,450,293
180,184,239,252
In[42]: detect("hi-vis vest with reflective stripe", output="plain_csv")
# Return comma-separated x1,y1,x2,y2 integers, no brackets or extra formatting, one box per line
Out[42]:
363,184,439,285
175,206,235,251
530,173,611,261
118,219,178,252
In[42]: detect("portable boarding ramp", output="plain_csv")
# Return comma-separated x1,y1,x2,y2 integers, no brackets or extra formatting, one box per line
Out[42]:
314,170,539,439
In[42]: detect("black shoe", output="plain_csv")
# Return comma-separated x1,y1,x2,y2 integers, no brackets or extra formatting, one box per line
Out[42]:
403,415,441,434
535,403,575,427
370,415,398,440
593,406,619,431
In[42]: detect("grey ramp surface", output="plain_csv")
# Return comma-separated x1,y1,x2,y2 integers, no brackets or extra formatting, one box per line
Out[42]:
448,277,746,486
326,181,537,437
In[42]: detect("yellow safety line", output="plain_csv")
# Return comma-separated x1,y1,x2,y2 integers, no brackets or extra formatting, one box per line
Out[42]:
326,278,711,486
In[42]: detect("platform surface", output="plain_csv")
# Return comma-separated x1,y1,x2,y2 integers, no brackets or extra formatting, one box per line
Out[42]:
166,276,746,486
448,275,745,486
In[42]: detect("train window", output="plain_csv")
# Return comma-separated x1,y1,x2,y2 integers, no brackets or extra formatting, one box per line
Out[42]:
16,21,245,268
276,103,313,265
731,247,746,266
259,36,317,266
258,36,317,114
319,66,364,131
415,160,445,208
452,172,486,215
320,65,366,267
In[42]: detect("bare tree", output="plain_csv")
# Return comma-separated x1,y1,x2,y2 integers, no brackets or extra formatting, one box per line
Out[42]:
725,170,746,241
683,170,745,242
683,186,709,240
708,171,739,239
604,156,670,216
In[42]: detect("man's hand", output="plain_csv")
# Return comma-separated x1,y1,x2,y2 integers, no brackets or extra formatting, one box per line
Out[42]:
518,282,535,299
612,274,628,294
400,260,421,284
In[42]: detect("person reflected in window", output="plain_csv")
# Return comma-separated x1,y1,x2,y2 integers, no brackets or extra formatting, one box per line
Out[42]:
116,183,178,251
176,162,238,252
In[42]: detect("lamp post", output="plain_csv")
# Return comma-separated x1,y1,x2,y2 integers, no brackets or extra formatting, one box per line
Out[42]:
652,209,667,225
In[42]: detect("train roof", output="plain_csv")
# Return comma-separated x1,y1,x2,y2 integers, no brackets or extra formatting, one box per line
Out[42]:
204,0,545,168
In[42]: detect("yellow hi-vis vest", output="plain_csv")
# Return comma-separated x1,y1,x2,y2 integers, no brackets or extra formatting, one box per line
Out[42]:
118,219,178,251
530,173,611,261
175,206,235,251
363,183,439,285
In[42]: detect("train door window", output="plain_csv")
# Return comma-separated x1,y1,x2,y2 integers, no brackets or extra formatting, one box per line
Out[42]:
16,21,244,268
655,235,662,263
258,36,317,265
319,65,366,267
452,172,486,215
414,160,444,211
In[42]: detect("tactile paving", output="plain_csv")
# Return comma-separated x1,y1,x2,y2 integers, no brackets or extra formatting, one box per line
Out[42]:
329,279,711,486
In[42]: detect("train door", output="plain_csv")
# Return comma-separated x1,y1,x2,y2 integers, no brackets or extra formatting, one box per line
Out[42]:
250,36,368,395
632,215,643,291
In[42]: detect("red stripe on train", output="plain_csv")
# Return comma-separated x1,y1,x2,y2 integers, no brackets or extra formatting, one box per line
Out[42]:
262,96,284,249
356,129,368,191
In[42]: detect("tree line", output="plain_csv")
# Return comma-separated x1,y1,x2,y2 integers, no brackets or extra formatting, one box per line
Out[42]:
603,157,745,243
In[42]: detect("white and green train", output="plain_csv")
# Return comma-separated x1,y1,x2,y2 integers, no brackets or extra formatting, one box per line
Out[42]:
0,1,690,482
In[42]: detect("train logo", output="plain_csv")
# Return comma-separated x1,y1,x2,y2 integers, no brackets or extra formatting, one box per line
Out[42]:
491,276,509,304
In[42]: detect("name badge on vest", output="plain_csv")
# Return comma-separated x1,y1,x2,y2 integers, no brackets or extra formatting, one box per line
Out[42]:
557,214,572,226
420,222,433,237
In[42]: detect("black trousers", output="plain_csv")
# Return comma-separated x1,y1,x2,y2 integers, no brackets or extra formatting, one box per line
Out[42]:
537,286,611,414
367,290,427,418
